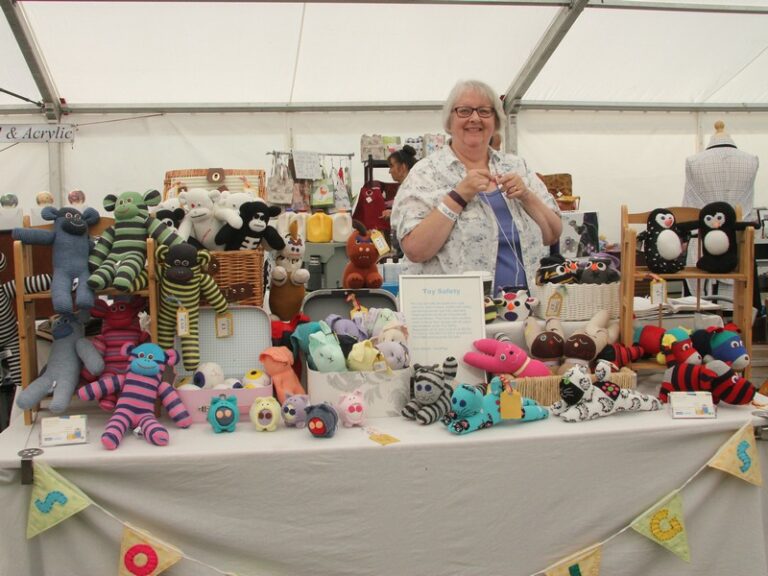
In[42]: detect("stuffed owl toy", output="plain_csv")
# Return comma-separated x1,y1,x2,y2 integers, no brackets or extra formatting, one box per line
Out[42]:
338,389,366,428
579,257,620,284
401,357,458,425
535,254,579,285
249,396,282,431
281,394,311,428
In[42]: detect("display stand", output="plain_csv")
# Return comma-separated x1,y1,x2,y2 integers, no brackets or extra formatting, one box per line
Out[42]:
303,242,346,290
13,216,159,425
619,205,754,378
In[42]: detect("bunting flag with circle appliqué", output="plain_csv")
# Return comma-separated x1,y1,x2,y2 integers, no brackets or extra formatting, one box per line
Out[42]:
119,525,182,576
27,461,92,539
544,544,602,576
630,490,690,562
707,421,762,486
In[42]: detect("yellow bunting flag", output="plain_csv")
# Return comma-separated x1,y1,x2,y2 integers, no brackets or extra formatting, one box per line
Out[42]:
27,461,92,539
119,526,182,576
545,545,602,576
708,421,762,486
631,491,690,562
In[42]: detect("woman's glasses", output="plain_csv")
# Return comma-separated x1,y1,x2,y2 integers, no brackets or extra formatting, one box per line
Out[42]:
453,106,495,119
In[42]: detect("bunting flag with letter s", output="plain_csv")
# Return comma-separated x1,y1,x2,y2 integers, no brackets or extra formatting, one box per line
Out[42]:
544,544,602,576
119,525,182,576
27,461,92,539
708,421,762,486
631,491,690,562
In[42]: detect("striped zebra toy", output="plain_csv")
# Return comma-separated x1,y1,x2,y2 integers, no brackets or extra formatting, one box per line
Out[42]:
156,243,228,371
88,190,182,292
401,357,458,425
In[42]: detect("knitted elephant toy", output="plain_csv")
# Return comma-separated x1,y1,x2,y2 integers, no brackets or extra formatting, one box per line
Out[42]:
156,243,228,371
16,313,104,414
12,206,100,314
401,356,457,425
78,342,192,449
88,190,182,292
0,251,51,388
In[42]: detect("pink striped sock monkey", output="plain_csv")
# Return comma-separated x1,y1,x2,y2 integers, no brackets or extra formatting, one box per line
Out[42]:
78,342,191,450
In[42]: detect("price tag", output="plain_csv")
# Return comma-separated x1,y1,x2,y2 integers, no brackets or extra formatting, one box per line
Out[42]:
176,306,190,337
373,360,389,373
500,388,523,420
545,289,564,318
215,312,233,338
370,229,390,256
650,278,667,306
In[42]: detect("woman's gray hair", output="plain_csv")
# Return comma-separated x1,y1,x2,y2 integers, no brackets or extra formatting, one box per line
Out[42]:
442,79,505,134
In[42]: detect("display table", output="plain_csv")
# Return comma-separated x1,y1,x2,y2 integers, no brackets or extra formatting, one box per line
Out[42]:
1,392,766,576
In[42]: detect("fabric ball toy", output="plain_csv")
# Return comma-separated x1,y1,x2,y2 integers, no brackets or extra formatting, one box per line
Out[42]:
308,322,347,372
342,221,383,289
535,254,578,285
242,369,270,389
523,317,564,370
16,313,104,414
259,346,305,404
78,342,191,449
690,327,750,370
694,201,759,274
250,396,282,432
269,220,309,322
281,394,311,428
495,287,538,322
658,360,756,405
337,389,366,428
177,188,228,251
551,364,660,422
192,362,225,389
375,341,410,370
306,403,339,438
636,208,691,274
347,340,387,372
208,394,239,433
12,206,100,314
464,338,551,378
88,189,182,292
214,200,285,252
579,257,620,284
401,357,458,425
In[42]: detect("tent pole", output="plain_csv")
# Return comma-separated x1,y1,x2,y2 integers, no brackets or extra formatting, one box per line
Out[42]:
48,142,62,204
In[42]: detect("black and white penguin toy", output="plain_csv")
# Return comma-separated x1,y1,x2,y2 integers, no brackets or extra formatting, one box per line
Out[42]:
637,208,690,274
696,201,757,274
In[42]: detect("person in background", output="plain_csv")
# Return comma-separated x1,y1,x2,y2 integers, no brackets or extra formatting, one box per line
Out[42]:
388,144,419,184
390,79,561,292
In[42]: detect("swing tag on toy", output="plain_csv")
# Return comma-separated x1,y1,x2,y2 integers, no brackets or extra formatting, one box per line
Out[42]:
649,278,667,306
500,387,523,420
176,306,190,336
370,229,390,256
545,287,565,318
215,312,233,338
363,426,400,446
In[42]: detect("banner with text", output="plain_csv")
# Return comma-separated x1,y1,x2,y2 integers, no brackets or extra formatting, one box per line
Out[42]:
0,124,75,143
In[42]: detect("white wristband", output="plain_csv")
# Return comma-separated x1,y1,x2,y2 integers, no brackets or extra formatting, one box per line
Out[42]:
436,202,459,222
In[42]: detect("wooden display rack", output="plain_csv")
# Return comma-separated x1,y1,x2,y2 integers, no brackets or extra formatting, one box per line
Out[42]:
620,205,754,378
13,216,159,425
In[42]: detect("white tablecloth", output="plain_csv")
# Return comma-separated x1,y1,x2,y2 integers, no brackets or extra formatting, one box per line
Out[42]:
1,393,767,576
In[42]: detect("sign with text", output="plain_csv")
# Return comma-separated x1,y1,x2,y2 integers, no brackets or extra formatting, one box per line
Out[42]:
399,274,486,384
0,124,75,143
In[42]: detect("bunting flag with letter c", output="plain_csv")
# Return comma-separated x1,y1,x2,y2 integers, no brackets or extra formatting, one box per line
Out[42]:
119,525,182,576
631,490,690,562
544,544,602,576
27,461,92,539
708,421,762,486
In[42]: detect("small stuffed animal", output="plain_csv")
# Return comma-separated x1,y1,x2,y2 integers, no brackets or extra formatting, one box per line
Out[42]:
192,362,225,389
495,287,538,322
579,257,620,284
690,327,750,370
523,317,564,370
177,188,228,250
308,322,347,372
208,394,239,433
694,201,759,274
337,389,366,427
214,190,255,230
557,310,610,375
401,357,457,425
250,396,282,431
375,341,410,370
88,190,182,292
259,346,305,404
154,206,187,234
658,359,756,405
347,340,387,372
16,313,104,414
242,369,270,389
535,254,579,285
375,320,408,344
342,221,383,289
464,338,551,378
551,363,660,422
78,343,192,449
306,403,339,438
269,221,310,322
214,200,285,252
12,205,100,313
636,208,691,274
281,394,311,428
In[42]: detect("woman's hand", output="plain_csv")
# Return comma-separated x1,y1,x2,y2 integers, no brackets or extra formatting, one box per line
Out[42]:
496,171,530,202
454,169,496,201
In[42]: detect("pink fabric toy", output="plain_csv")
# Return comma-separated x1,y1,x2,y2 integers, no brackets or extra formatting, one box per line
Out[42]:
463,338,551,378
259,346,305,404
337,389,366,427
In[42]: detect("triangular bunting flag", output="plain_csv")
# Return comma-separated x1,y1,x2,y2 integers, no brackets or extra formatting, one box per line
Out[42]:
631,491,690,562
119,526,182,576
27,461,92,539
708,421,762,486
545,544,602,576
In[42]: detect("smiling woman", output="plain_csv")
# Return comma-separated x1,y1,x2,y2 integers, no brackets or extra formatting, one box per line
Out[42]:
390,79,562,294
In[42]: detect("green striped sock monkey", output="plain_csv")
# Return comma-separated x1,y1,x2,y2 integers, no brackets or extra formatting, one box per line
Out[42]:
88,190,182,292
156,243,229,371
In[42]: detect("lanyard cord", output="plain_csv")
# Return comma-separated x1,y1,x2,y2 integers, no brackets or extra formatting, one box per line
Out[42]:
477,190,525,289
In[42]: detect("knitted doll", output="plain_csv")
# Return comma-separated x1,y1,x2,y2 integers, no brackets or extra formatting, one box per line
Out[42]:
155,243,228,371
78,342,192,449
12,206,100,313
0,251,51,388
401,357,457,425
214,200,285,252
88,190,182,292
269,221,309,322
16,314,104,414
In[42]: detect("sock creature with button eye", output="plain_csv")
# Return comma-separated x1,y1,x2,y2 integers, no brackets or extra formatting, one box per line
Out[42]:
637,208,691,274
214,200,286,252
693,201,759,274
401,357,458,425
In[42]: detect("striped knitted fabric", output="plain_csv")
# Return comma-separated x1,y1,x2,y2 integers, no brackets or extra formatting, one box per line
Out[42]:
402,357,458,425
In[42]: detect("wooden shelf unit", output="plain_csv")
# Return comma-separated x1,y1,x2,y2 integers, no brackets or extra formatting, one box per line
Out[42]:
620,205,754,379
13,216,159,425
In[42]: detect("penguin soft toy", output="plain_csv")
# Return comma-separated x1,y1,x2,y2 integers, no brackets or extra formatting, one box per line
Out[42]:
695,201,758,274
637,208,691,274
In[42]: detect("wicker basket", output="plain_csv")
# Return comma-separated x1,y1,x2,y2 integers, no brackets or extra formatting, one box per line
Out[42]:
512,368,637,406
204,249,264,307
537,173,580,211
163,169,266,199
530,282,620,321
